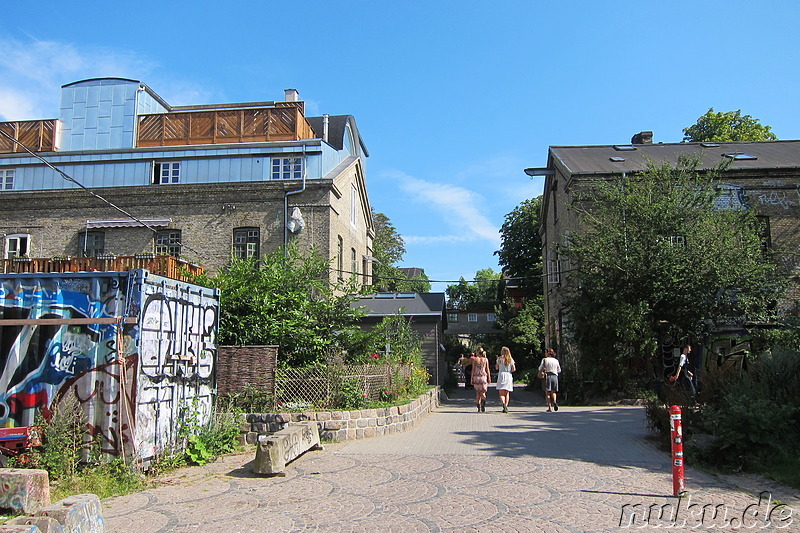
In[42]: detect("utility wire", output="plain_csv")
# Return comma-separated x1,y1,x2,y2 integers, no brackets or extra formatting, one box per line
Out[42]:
0,128,203,256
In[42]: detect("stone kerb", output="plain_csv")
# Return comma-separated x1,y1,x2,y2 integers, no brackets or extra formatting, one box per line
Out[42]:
252,421,322,476
242,387,440,444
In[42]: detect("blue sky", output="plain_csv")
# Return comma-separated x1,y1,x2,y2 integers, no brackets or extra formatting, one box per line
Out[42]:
2,2,800,292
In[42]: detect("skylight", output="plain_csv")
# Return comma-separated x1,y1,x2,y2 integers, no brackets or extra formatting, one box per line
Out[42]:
701,142,720,148
613,145,637,151
722,152,757,161
609,156,626,162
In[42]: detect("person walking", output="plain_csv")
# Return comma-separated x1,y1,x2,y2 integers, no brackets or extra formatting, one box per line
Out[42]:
495,346,516,413
471,347,491,412
538,348,561,412
460,352,474,389
671,344,698,405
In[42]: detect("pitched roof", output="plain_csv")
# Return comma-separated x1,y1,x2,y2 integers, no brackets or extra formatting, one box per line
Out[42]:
307,115,369,157
351,293,445,317
550,140,800,175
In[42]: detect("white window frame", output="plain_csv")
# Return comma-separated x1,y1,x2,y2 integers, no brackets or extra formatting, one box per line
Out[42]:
547,259,561,285
5,233,30,258
153,162,181,184
0,169,14,190
468,313,478,322
448,313,458,323
271,156,303,180
350,184,358,227
233,227,260,259
155,230,182,257
487,313,497,322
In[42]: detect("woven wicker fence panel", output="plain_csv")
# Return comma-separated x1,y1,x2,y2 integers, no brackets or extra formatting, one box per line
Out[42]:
217,345,277,397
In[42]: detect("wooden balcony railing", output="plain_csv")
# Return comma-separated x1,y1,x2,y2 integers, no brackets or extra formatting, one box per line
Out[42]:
0,255,205,283
0,120,57,154
137,102,315,147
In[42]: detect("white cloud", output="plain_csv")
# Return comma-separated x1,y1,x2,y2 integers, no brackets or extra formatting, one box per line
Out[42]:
386,169,501,247
0,37,217,120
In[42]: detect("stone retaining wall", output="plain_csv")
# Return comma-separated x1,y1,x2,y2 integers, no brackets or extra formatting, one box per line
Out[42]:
241,387,441,444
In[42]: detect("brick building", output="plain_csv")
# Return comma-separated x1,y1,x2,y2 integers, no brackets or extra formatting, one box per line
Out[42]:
0,78,374,282
536,136,800,349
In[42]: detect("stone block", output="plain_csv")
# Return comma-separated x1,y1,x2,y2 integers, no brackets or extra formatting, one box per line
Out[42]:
36,494,104,533
6,515,64,532
253,421,321,475
323,421,342,431
0,469,50,515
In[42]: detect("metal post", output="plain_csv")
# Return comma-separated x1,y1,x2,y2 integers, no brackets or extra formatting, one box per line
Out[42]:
670,405,686,496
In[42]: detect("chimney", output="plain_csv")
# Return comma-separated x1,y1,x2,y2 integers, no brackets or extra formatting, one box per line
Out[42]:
631,131,653,144
284,88,299,102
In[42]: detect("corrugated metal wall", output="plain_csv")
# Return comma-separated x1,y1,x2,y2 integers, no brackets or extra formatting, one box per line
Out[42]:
0,270,219,460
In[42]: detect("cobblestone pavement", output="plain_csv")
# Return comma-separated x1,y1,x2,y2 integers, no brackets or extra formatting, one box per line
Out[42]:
103,387,799,532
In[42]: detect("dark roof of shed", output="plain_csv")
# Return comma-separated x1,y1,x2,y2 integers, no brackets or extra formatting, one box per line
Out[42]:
307,115,369,157
351,293,446,317
399,267,425,279
550,140,800,175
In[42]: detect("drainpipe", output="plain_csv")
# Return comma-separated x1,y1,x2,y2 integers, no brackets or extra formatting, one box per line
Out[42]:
323,114,329,143
284,146,307,250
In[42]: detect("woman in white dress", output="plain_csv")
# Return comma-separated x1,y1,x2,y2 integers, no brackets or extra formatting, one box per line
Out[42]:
495,346,516,413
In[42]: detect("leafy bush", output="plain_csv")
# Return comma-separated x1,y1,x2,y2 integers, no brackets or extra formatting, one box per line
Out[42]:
645,347,800,487
338,377,368,409
220,384,273,413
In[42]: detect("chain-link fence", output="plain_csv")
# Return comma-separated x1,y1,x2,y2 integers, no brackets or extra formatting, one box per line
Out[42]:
275,364,412,409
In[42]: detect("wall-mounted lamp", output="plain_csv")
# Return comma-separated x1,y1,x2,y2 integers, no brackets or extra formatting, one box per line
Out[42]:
524,168,555,177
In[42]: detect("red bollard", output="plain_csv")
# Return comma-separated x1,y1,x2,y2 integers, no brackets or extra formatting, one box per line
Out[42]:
670,405,686,496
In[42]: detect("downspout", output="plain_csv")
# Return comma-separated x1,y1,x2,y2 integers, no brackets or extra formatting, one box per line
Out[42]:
284,146,307,251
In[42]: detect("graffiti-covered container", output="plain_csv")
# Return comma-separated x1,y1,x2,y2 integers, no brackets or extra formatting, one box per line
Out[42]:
0,269,219,461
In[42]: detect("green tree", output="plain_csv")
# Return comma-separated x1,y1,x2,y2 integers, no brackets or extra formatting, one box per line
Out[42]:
563,156,783,389
370,210,431,293
446,268,501,310
493,197,546,365
683,108,777,142
495,197,543,296
192,244,361,367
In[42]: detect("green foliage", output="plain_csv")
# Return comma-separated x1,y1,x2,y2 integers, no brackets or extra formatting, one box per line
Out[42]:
11,397,148,501
220,385,274,413
496,197,544,297
185,434,213,466
21,397,84,481
50,459,148,502
645,348,800,488
342,313,424,366
446,268,502,310
338,377,368,409
494,295,544,368
406,365,432,396
368,210,432,293
564,156,784,389
191,243,362,367
683,108,777,142
177,399,242,466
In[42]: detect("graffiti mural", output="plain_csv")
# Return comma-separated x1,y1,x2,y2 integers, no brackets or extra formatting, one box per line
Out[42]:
0,271,219,460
